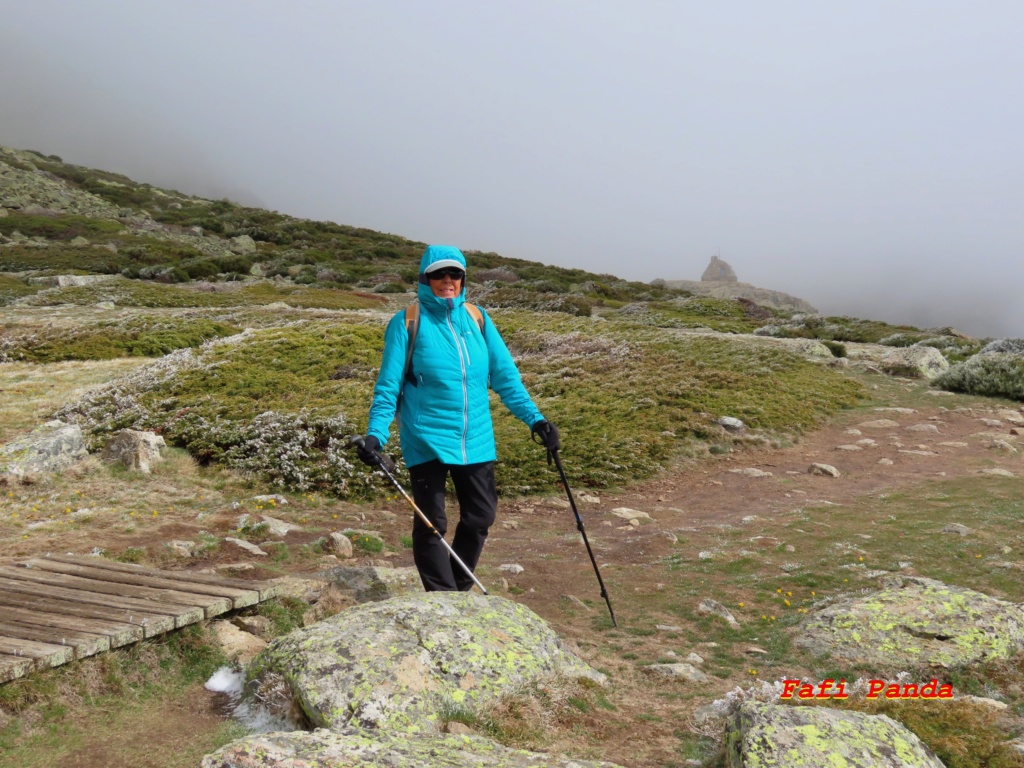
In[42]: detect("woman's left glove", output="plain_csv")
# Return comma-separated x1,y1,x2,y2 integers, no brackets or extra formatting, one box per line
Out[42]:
531,420,561,452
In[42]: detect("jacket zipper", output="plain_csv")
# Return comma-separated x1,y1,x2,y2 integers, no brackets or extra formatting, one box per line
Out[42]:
446,307,470,463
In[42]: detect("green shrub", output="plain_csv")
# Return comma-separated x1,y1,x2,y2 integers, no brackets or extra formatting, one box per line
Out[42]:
822,340,847,358
933,354,1024,401
56,314,864,498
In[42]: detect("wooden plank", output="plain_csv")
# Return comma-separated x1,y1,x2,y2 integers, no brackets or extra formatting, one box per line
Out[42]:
0,619,109,658
43,554,280,600
0,653,34,683
0,567,227,619
0,576,203,628
0,604,141,647
25,558,260,610
0,636,74,669
0,591,170,638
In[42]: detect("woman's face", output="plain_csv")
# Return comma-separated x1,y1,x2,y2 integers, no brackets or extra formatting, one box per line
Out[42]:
428,269,463,299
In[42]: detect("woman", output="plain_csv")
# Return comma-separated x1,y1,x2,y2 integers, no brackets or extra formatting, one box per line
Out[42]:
356,244,559,591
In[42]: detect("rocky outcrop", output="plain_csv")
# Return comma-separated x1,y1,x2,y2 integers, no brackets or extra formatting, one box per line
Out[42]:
0,420,88,477
879,347,950,380
726,701,944,767
660,279,818,313
701,256,738,283
245,592,604,733
796,576,1024,670
0,149,120,218
202,728,625,768
101,429,166,473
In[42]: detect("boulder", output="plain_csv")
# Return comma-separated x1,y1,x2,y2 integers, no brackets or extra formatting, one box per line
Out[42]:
229,234,257,254
202,728,624,768
879,347,950,380
796,576,1024,670
1,420,87,477
245,592,604,733
319,564,423,603
726,701,944,767
101,429,166,473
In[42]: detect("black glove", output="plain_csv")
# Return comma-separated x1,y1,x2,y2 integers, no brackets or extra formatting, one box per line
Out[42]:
354,435,395,472
531,420,560,452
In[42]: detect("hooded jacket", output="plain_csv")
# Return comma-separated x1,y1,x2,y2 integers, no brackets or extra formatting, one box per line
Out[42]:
366,245,544,467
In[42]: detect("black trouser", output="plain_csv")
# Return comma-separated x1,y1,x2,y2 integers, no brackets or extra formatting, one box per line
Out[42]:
408,460,498,592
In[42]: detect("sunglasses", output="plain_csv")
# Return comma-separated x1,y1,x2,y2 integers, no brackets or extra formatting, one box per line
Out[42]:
427,267,465,281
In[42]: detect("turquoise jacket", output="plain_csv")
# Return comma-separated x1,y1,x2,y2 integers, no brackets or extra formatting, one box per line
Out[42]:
367,246,544,467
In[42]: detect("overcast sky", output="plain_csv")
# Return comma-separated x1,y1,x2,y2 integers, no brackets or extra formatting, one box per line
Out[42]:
2,2,1021,337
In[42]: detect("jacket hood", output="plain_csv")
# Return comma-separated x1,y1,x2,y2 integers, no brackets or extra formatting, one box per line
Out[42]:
417,245,467,311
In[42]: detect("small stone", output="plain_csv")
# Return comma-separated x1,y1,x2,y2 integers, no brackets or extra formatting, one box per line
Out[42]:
906,423,940,433
744,646,769,655
656,624,683,632
611,507,652,521
217,562,255,573
499,564,525,575
979,418,1004,427
982,468,1015,478
878,458,894,465
231,615,273,639
261,515,301,536
718,416,745,433
855,439,877,446
578,493,601,504
938,442,969,448
685,652,705,665
784,544,796,553
696,598,740,629
645,663,711,683
844,428,862,436
941,523,971,536
990,440,1019,454
326,532,354,558
898,450,938,456
166,540,197,557
741,515,760,524
210,620,267,664
858,419,900,429
808,463,840,477
500,520,520,530
224,537,268,556
779,562,801,573
836,445,862,451
560,594,591,611
698,551,715,561
728,468,773,478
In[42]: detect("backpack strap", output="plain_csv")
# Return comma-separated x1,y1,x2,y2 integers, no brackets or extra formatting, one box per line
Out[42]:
396,301,486,419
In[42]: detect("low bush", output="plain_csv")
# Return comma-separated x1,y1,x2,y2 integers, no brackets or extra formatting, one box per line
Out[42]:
979,338,1024,357
933,354,1024,401
0,316,241,363
56,313,864,497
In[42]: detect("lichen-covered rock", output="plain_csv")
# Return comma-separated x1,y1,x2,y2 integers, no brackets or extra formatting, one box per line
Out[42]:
319,564,423,602
880,347,950,380
725,702,944,767
796,576,1024,669
246,593,604,733
0,420,88,477
101,429,166,473
201,727,625,768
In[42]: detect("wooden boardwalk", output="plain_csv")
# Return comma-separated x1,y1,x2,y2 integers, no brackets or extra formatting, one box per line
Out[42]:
0,554,279,684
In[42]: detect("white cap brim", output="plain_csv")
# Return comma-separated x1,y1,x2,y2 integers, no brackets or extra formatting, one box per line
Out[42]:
423,259,464,273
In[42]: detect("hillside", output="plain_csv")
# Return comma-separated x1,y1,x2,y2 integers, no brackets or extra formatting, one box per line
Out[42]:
2,144,1024,767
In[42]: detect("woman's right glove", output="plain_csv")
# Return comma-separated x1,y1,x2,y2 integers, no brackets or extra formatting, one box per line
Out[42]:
353,435,395,472
531,420,561,452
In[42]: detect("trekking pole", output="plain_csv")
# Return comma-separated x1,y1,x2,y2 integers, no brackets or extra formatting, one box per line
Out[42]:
347,436,488,595
536,441,617,627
